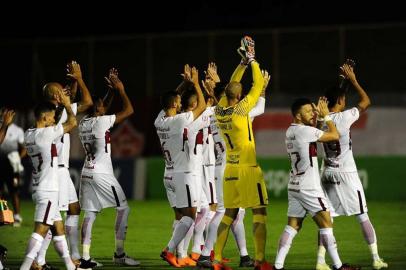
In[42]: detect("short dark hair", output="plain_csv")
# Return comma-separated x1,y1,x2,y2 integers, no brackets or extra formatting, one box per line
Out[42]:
324,86,346,109
34,102,56,120
181,90,197,110
161,91,179,110
291,98,312,116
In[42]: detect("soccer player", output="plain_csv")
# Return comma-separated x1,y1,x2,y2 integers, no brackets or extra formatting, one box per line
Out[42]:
0,109,24,226
34,60,93,269
213,36,272,270
273,97,359,270
155,66,206,267
78,68,139,266
316,62,387,270
20,94,80,270
198,63,270,269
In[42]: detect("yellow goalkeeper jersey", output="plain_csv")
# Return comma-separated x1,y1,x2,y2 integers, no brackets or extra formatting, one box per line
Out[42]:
215,61,264,167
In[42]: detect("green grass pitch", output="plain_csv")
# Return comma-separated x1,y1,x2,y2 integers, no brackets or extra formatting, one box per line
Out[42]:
1,200,405,269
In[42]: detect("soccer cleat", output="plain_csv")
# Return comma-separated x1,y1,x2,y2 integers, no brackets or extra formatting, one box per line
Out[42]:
254,261,274,270
212,261,233,270
333,263,361,270
316,262,332,270
239,255,255,267
79,258,98,268
160,249,181,267
196,255,212,268
372,259,388,269
178,256,197,267
113,252,140,266
41,263,59,270
190,252,200,261
30,261,42,270
13,214,22,227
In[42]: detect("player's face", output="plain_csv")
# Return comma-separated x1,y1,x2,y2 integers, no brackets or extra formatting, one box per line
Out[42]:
299,104,315,126
44,111,56,127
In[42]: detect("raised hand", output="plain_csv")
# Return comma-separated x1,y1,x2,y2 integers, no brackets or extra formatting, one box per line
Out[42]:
181,64,192,82
190,66,199,85
237,36,256,64
340,63,357,83
206,62,220,83
2,109,15,126
316,97,330,118
261,69,270,96
59,89,71,107
66,60,83,81
104,68,124,92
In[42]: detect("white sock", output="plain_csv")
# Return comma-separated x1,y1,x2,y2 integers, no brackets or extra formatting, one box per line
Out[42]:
201,210,225,256
182,222,195,257
82,211,97,260
20,233,44,270
274,225,297,269
167,216,194,253
317,231,327,264
35,230,52,266
231,208,248,256
115,206,130,255
320,228,342,269
65,215,80,260
204,210,216,238
357,213,380,261
53,235,75,270
192,207,209,253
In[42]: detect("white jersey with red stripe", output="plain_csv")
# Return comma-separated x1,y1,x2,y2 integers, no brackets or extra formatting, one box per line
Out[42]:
24,124,64,192
186,109,212,174
203,107,215,166
154,110,194,173
286,124,324,191
322,107,359,172
55,103,78,168
0,123,24,155
79,115,116,175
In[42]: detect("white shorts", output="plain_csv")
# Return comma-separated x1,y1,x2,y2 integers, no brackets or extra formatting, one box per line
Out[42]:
163,171,176,208
287,189,330,218
321,171,368,216
203,165,217,205
215,164,225,211
32,191,62,226
58,167,78,211
172,171,199,209
79,173,128,212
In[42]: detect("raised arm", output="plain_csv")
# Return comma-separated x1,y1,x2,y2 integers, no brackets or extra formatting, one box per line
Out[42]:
105,68,134,124
249,70,270,118
67,60,93,113
59,92,77,134
190,67,206,120
315,97,339,142
341,63,371,113
0,109,15,144
175,64,193,95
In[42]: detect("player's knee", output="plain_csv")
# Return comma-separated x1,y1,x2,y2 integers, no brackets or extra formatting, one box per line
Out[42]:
356,213,369,223
253,213,267,225
252,206,267,216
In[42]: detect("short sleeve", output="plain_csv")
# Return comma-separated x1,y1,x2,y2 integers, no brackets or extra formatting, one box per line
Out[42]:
172,111,193,131
102,115,116,129
341,107,360,129
71,103,78,116
300,126,324,143
46,124,64,141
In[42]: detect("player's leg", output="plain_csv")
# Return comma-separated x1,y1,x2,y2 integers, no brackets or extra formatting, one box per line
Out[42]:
64,167,81,262
20,222,50,270
274,217,302,270
161,172,198,267
9,174,22,226
231,208,255,266
213,207,239,263
51,217,76,270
